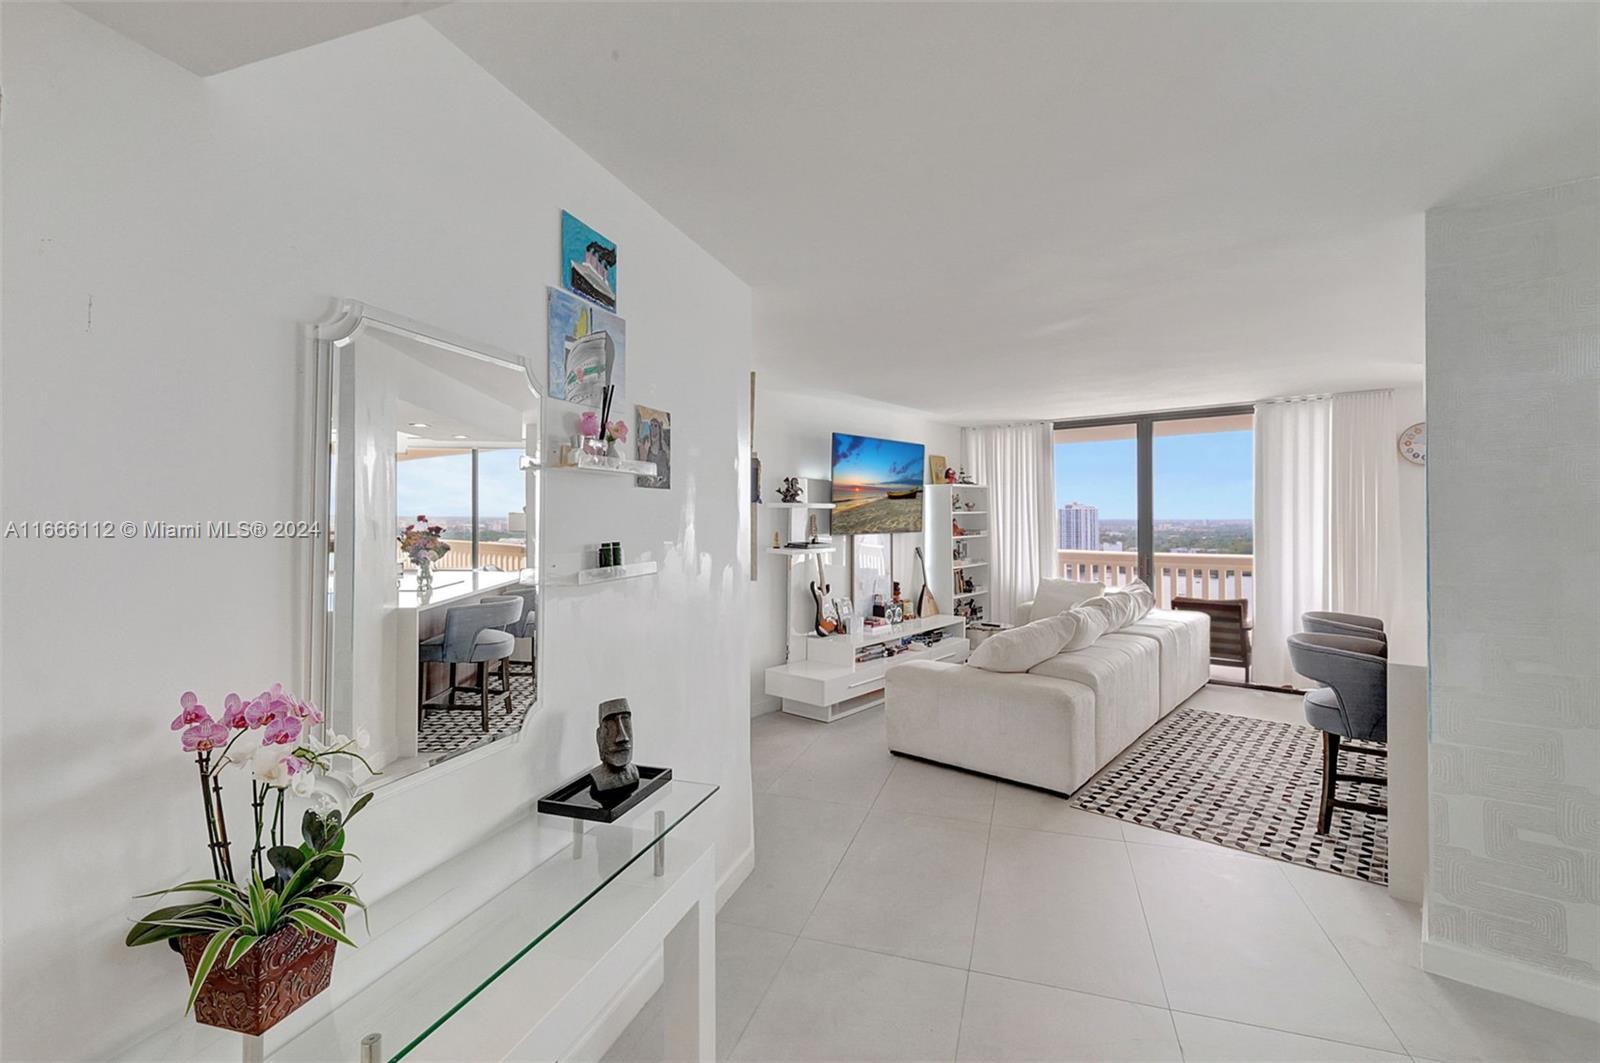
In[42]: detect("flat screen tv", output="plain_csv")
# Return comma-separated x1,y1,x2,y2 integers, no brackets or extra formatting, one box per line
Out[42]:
830,432,925,535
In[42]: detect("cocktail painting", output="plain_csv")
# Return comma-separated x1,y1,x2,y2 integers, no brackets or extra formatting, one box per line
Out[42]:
547,286,624,408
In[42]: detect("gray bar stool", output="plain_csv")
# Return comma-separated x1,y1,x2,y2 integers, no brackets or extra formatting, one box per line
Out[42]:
418,598,521,732
1303,610,1387,644
501,586,538,679
477,592,533,694
1288,631,1389,834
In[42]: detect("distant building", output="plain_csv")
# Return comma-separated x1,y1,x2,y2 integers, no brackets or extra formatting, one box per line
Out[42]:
1058,502,1100,550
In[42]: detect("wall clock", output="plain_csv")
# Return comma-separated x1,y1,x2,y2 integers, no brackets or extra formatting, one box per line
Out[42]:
1398,422,1426,465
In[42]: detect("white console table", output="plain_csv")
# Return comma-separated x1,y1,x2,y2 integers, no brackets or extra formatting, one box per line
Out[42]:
119,781,718,1063
765,614,969,722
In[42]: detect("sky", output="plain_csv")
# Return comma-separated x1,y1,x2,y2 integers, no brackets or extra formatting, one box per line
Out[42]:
397,449,525,522
1054,429,1253,520
831,433,924,490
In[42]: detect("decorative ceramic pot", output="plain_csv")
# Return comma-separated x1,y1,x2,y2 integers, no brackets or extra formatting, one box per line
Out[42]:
175,925,337,1035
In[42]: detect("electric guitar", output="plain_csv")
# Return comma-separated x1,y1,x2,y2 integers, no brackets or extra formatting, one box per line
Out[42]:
915,546,939,619
811,554,837,636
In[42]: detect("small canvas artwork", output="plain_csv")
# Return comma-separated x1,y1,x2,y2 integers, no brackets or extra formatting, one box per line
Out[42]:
562,210,618,310
548,287,625,408
635,404,671,489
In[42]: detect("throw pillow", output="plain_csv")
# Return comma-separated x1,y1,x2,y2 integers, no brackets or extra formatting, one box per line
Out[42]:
967,615,1071,672
1108,579,1155,623
1060,604,1109,651
1028,578,1105,622
1080,592,1139,630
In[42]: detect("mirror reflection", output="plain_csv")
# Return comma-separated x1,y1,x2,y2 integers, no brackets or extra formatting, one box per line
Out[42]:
322,314,541,779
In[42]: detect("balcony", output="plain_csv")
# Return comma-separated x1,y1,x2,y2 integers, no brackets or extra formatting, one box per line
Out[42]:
422,538,529,573
1057,549,1253,610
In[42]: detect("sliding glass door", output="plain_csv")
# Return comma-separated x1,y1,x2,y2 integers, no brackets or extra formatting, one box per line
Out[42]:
1054,408,1254,610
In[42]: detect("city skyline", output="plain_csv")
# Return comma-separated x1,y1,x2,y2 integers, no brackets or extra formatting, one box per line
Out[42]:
1053,429,1253,520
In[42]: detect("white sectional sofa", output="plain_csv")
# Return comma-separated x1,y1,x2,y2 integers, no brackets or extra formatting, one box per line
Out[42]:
885,581,1209,794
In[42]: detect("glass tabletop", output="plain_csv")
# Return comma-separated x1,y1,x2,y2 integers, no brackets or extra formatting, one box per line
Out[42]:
268,778,719,1062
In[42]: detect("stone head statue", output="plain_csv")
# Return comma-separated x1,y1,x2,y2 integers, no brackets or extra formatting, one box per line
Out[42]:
591,698,641,792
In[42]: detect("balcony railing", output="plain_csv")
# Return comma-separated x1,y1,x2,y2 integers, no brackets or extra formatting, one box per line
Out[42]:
1057,549,1253,610
411,538,529,573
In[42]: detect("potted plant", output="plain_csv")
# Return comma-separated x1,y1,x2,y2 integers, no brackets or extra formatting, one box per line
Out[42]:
398,516,449,595
126,686,376,1036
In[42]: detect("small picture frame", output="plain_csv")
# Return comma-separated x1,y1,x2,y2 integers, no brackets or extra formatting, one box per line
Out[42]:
928,454,948,484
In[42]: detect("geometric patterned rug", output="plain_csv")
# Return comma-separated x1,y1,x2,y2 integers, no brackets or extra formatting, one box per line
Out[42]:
1071,707,1388,885
418,672,537,758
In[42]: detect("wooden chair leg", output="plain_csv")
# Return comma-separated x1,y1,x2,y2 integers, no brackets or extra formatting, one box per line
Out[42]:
1318,732,1339,834
477,662,489,732
417,660,427,729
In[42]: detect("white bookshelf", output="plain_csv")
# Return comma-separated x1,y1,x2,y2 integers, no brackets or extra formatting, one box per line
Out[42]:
923,484,990,624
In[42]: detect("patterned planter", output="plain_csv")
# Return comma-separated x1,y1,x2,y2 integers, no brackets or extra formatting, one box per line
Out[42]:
175,925,338,1035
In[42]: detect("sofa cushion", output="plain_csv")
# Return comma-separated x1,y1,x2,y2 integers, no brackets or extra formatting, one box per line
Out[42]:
886,660,1098,794
1060,604,1108,651
1120,608,1210,715
1030,634,1162,764
968,614,1071,672
1028,578,1105,622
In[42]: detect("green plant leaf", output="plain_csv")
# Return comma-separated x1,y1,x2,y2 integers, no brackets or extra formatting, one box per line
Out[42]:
184,928,238,1015
294,897,347,929
246,875,271,933
224,934,259,969
286,909,356,948
344,792,374,823
134,880,250,918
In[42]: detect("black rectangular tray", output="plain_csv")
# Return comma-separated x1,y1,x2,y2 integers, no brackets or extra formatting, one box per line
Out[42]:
536,764,673,823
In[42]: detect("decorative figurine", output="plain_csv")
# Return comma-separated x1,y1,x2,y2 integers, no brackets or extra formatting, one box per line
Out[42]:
778,476,804,503
590,699,640,793
806,514,821,544
772,532,781,549
944,466,957,484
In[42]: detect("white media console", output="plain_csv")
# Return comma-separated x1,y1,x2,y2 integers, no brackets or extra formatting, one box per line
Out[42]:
765,611,969,722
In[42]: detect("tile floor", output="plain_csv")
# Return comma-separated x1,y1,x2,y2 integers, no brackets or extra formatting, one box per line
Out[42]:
610,685,1600,1062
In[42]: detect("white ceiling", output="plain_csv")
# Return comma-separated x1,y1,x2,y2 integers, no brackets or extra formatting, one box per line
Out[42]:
427,1,1598,420
73,2,1599,421
70,1,444,76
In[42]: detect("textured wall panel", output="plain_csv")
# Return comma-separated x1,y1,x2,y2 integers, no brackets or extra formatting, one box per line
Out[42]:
1426,177,1600,994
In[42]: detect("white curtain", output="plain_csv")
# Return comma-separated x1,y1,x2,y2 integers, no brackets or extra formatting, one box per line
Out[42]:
1254,397,1331,687
962,423,1054,625
1330,390,1399,622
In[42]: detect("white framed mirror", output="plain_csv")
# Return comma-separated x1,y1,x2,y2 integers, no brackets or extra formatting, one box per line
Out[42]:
308,302,543,787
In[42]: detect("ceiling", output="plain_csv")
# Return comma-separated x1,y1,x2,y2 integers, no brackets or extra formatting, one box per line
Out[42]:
74,2,1599,421
70,1,444,76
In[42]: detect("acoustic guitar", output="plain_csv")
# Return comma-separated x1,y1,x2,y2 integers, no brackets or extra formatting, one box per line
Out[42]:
915,546,939,618
811,553,837,636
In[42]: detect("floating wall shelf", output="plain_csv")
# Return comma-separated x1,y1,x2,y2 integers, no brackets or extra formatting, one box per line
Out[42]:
552,453,658,477
765,501,836,510
567,561,660,586
769,545,836,556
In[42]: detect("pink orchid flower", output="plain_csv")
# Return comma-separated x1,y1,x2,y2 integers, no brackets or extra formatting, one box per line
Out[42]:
262,715,302,746
181,718,230,752
246,685,294,729
170,691,210,731
291,696,324,725
221,692,249,730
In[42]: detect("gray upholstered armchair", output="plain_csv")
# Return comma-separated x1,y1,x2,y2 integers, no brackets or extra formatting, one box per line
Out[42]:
1287,631,1388,834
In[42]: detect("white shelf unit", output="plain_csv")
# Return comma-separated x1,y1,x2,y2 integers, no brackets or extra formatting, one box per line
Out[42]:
924,484,991,625
764,613,969,723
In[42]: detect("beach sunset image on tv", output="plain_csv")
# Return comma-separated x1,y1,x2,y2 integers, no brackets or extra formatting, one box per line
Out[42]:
831,433,925,535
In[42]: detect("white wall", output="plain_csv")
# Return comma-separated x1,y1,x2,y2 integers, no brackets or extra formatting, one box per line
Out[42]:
1423,177,1599,1016
0,6,753,1058
1388,383,1427,662
750,386,961,715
